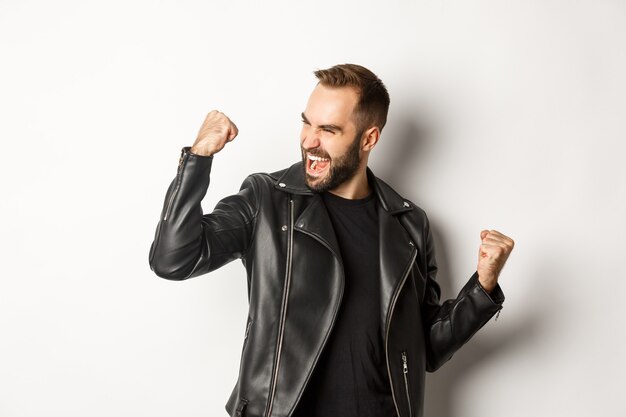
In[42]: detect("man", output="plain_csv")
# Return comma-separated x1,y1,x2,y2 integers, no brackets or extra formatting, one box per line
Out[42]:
149,64,514,417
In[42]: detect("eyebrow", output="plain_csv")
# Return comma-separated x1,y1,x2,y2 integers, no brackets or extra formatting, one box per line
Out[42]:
301,112,343,133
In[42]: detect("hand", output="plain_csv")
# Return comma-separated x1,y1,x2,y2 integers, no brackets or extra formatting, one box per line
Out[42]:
190,110,239,156
476,230,514,293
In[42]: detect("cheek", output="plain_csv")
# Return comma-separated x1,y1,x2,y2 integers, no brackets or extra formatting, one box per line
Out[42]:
326,141,346,159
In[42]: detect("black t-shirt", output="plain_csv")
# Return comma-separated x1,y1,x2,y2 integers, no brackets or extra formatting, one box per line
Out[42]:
291,191,397,417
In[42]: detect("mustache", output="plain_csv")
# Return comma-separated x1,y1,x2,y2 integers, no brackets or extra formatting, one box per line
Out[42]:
302,148,331,159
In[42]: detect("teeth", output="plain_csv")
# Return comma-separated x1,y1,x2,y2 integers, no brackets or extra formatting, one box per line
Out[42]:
311,160,317,169
307,154,329,162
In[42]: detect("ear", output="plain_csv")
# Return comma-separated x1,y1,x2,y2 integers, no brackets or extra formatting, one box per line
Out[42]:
361,127,380,151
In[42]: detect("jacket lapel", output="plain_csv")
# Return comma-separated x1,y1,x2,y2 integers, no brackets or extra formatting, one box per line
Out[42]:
271,162,342,258
369,169,421,331
272,162,420,330
293,194,342,260
378,206,417,332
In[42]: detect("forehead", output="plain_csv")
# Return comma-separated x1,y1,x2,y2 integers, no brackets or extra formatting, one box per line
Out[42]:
304,84,359,126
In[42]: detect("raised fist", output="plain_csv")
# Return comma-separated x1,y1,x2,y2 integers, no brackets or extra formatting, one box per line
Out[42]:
476,229,514,293
190,110,239,157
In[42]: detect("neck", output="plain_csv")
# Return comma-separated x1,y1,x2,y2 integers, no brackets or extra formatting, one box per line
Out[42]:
327,165,371,199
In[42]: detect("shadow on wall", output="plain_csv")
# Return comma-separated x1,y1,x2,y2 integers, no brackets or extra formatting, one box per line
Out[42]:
374,112,435,192
424,222,549,417
377,114,547,417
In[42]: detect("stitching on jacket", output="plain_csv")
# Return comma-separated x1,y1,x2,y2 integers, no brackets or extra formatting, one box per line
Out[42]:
242,174,264,258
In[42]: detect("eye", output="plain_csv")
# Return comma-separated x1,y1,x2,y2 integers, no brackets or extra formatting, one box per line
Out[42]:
322,128,335,134
301,119,310,125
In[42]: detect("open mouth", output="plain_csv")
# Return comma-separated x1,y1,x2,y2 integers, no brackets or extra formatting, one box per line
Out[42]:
306,153,330,177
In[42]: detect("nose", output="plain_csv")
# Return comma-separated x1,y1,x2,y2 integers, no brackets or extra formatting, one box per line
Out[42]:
301,127,320,150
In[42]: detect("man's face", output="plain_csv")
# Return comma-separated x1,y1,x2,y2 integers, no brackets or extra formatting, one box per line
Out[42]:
300,84,364,193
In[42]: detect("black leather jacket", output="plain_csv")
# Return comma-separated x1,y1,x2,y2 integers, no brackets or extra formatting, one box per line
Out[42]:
149,148,504,417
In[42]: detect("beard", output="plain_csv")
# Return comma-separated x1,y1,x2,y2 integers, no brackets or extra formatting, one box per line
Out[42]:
301,129,363,193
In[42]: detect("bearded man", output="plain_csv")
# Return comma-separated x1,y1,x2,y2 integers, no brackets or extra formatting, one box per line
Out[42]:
149,63,514,417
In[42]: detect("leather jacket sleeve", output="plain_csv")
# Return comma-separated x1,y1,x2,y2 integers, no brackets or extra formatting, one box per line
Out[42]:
149,148,259,280
420,214,505,372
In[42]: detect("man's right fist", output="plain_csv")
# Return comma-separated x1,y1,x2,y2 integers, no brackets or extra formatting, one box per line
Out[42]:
190,110,239,157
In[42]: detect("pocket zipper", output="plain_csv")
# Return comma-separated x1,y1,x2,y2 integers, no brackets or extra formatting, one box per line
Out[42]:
402,351,413,417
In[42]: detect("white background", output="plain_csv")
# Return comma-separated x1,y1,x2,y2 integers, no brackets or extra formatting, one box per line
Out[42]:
1,1,625,416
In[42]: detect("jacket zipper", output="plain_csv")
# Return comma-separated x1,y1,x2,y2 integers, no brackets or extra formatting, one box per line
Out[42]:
385,245,417,417
401,351,413,417
265,199,295,417
163,152,186,221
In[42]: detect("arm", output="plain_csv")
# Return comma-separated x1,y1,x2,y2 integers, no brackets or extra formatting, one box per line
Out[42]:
421,218,513,371
149,111,257,279
148,149,259,279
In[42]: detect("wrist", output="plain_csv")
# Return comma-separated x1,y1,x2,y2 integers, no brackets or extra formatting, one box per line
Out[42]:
189,145,215,157
477,274,497,294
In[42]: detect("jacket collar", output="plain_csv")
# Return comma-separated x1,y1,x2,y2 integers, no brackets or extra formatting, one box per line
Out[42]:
272,161,419,339
271,161,415,215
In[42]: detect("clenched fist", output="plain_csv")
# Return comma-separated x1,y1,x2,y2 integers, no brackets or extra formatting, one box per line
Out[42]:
476,230,514,293
190,110,239,157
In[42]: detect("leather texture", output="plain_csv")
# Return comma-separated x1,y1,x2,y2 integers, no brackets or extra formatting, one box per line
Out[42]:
149,147,505,417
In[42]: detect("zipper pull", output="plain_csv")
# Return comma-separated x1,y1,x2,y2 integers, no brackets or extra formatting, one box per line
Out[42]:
402,352,408,374
495,307,502,321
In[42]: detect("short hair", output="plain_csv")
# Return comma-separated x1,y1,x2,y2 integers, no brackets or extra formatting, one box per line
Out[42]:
314,63,390,132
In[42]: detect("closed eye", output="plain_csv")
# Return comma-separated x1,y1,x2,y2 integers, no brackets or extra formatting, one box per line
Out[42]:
301,112,342,134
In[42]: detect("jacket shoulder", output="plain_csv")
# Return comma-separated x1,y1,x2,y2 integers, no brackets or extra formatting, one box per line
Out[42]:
238,166,289,190
240,161,311,196
241,161,299,183
372,173,429,224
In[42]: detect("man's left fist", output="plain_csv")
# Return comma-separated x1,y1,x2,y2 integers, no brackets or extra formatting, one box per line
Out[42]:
476,230,514,293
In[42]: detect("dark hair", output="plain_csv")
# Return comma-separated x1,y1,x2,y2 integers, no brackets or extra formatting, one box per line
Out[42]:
314,63,390,132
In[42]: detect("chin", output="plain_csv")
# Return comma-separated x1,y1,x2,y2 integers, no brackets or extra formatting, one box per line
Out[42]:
305,176,324,190
304,174,332,193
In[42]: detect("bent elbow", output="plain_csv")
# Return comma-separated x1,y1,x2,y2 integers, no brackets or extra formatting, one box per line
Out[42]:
150,260,189,281
148,248,192,281
148,238,198,280
425,358,445,373
425,347,454,373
